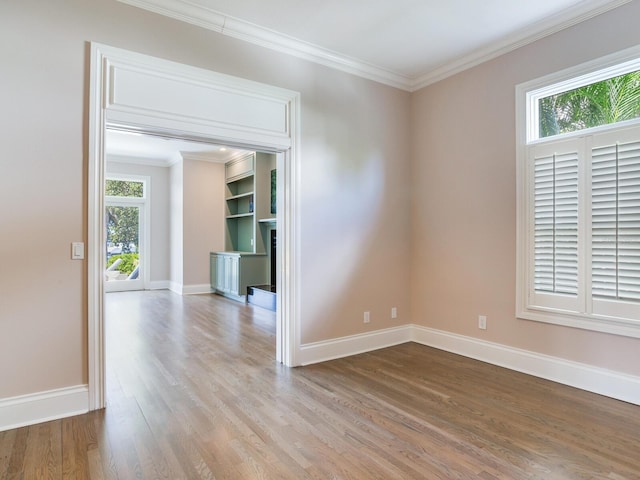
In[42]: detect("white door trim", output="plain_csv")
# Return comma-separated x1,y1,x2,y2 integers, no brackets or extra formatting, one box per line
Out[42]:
88,43,301,410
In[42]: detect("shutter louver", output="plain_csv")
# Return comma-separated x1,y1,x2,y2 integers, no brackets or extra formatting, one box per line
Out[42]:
534,152,579,295
592,140,640,302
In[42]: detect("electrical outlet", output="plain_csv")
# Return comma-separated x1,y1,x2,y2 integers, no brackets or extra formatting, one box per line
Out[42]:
478,315,487,330
391,307,397,319
364,311,370,324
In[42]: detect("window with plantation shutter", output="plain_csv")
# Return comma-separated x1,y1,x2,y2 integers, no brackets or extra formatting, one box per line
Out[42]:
520,125,640,336
518,74,640,337
592,140,640,302
518,50,640,337
525,137,582,315
589,128,640,325
516,46,640,338
533,151,579,296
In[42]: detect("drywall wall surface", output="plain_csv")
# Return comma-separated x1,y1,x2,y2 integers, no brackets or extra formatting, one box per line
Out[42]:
0,0,411,397
410,0,640,376
169,161,184,289
106,159,171,284
182,159,225,287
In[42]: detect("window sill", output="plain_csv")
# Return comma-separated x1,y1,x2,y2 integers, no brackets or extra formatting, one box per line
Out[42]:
517,307,640,339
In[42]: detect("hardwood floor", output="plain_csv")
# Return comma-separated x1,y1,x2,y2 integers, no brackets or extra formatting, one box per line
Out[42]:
1,290,639,479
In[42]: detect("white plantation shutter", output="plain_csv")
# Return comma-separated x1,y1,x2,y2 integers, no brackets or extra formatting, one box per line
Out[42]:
534,151,579,295
524,126,640,327
592,138,640,303
518,58,640,335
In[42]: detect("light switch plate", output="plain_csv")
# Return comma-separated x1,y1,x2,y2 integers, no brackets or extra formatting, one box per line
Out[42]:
71,242,85,260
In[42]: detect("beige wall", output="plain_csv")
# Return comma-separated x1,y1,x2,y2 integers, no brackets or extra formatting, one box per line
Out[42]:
410,1,640,377
182,159,225,287
6,0,635,404
0,0,412,398
169,161,184,288
106,159,171,284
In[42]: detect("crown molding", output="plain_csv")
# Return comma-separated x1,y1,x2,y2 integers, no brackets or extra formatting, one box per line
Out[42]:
180,150,232,163
118,0,632,93
107,152,175,167
117,0,413,90
411,0,634,90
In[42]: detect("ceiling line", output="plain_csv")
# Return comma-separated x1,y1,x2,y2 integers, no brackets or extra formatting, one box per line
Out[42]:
117,0,632,92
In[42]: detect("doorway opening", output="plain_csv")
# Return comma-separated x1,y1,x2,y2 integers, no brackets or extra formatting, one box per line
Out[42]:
89,43,301,410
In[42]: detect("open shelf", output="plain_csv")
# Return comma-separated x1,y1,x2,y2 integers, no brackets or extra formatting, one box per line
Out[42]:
226,191,254,201
223,152,273,253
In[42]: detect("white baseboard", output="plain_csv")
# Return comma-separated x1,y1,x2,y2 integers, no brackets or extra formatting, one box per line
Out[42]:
298,324,640,406
147,280,170,290
0,385,89,432
411,325,640,406
168,282,212,295
299,325,412,365
182,284,213,295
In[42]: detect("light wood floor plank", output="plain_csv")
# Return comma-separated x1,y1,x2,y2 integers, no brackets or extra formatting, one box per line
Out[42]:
1,290,639,479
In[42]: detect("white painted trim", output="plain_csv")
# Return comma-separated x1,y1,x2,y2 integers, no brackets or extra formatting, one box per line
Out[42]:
168,281,182,295
107,153,174,168
298,326,412,366
116,0,631,92
6,325,637,431
147,280,170,290
116,0,411,91
88,45,107,411
180,151,226,164
519,43,640,144
90,43,302,410
412,0,633,90
516,50,640,338
297,324,640,405
168,282,212,295
182,284,213,295
411,326,640,406
0,385,89,432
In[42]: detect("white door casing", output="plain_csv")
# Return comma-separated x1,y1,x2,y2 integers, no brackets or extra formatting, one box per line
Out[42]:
88,43,301,410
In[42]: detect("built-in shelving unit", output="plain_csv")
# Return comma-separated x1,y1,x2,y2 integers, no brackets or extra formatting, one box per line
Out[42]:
224,152,272,253
214,152,274,301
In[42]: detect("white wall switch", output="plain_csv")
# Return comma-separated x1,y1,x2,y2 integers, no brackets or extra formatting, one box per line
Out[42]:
364,311,370,323
71,242,85,260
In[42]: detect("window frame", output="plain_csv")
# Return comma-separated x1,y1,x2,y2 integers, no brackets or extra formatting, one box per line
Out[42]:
105,174,147,200
104,173,151,292
516,45,640,339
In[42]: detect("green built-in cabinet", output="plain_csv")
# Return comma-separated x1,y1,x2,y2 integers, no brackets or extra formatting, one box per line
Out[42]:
210,252,267,300
212,151,273,300
224,152,272,254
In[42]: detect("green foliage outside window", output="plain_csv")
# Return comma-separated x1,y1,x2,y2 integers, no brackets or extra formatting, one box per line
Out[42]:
106,179,143,256
106,179,143,197
106,253,139,275
539,70,640,138
106,205,139,254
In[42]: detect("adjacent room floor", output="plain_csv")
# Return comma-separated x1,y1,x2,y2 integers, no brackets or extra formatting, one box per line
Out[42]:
1,290,639,479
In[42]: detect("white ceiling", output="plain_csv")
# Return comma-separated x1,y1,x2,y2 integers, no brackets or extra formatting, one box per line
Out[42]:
105,129,251,166
118,0,630,90
108,0,630,160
